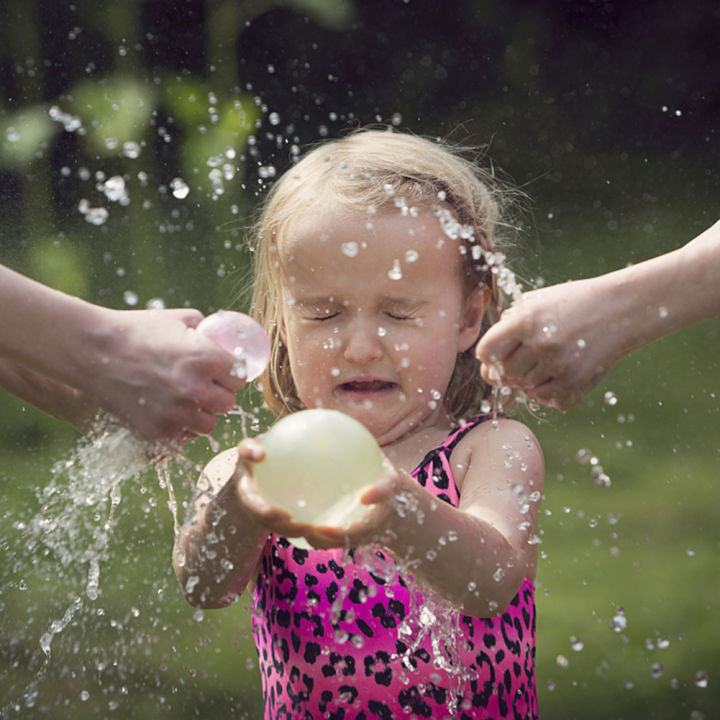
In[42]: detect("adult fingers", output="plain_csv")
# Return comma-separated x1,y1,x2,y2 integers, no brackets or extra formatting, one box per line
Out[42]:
475,308,528,364
197,381,240,415
163,307,205,329
525,379,575,413
492,345,540,383
213,362,249,393
182,407,218,436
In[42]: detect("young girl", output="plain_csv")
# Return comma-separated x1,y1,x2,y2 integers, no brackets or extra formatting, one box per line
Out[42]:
173,129,544,719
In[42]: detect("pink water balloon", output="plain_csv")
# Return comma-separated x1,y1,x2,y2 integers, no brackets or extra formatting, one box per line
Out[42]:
196,311,271,381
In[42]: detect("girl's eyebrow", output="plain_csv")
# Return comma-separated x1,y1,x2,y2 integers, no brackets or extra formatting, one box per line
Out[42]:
290,296,342,308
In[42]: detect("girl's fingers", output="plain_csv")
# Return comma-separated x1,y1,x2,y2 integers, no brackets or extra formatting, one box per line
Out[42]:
236,437,266,463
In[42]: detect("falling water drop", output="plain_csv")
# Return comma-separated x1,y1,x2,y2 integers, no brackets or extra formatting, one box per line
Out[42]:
603,391,618,406
388,259,402,280
170,177,190,199
341,241,359,257
610,608,627,632
694,670,708,688
123,291,139,306
650,663,664,678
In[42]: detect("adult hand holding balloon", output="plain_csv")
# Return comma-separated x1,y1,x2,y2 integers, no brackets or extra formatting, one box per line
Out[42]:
196,310,271,381
251,409,385,547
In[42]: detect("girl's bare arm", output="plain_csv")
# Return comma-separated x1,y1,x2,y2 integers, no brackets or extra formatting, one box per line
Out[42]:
172,448,269,609
309,418,544,617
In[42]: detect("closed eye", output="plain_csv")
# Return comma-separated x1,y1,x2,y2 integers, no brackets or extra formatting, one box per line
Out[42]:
385,311,414,321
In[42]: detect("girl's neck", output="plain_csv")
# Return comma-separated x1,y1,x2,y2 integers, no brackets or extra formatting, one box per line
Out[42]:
381,411,456,473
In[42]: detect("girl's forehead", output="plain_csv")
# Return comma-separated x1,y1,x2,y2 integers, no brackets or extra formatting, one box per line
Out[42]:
279,205,461,263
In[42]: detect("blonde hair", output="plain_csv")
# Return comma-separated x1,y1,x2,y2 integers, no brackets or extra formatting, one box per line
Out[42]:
249,128,517,419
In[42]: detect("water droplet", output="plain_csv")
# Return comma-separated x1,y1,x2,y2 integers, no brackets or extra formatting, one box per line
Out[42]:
658,306,668,318
591,466,611,487
603,391,618,406
268,111,280,125
576,448,592,464
570,636,584,651
146,297,165,310
650,663,664,678
610,609,627,632
556,654,569,668
83,206,109,225
577,338,586,348
341,241,359,257
6,126,20,142
170,177,190,199
102,175,128,203
391,112,402,126
80,690,90,701
258,165,277,179
694,671,708,688
388,259,402,280
123,291,139,306
122,140,141,159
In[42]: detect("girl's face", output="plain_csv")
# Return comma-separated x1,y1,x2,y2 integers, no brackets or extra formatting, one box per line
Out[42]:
279,207,488,446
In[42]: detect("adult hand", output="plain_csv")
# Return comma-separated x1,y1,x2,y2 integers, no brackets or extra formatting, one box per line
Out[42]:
83,307,247,440
475,277,624,412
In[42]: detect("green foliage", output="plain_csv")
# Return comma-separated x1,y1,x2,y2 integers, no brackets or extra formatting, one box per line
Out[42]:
27,237,90,297
0,104,57,169
283,0,357,29
70,76,157,154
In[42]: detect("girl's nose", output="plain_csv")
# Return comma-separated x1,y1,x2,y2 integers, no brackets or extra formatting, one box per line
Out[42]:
343,320,384,365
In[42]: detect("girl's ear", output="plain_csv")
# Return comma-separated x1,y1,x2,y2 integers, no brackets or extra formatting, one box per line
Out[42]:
457,285,491,353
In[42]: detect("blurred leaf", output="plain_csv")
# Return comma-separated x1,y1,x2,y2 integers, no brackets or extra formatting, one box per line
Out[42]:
28,238,89,297
69,76,156,155
282,0,356,30
180,96,260,200
0,105,58,169
160,75,212,127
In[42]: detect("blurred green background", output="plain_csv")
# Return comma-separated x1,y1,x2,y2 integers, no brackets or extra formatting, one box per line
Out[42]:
1,1,718,718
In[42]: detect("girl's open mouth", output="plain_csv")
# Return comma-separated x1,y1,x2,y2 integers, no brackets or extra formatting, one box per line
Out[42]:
338,379,398,394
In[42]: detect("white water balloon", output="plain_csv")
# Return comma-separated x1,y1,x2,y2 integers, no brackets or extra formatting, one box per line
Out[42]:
253,409,384,535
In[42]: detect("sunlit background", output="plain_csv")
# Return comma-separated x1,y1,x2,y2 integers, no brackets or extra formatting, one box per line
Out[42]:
1,1,718,718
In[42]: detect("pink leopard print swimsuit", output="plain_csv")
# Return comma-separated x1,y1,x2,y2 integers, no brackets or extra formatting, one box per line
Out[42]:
251,418,538,719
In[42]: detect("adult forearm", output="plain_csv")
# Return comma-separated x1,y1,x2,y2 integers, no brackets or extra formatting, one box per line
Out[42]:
600,220,720,356
0,358,95,429
0,265,105,390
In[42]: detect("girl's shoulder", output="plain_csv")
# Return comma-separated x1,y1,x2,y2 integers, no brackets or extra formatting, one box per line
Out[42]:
450,416,544,494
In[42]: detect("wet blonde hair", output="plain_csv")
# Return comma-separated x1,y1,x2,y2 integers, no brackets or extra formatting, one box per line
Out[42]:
249,128,515,419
